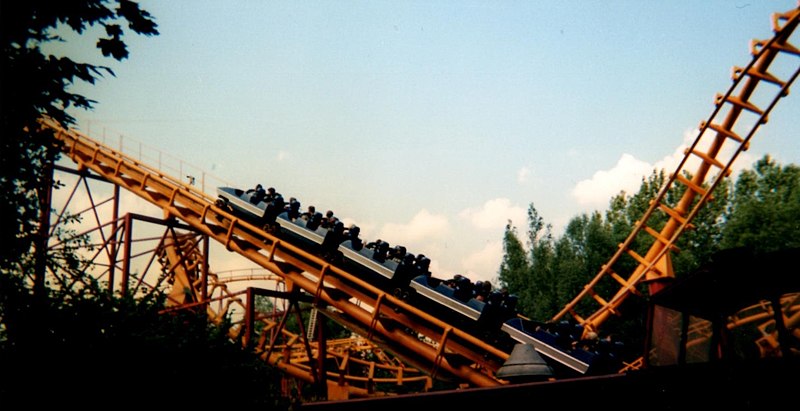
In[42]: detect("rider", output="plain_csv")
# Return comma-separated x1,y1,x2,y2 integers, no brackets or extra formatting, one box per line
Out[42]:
247,184,267,204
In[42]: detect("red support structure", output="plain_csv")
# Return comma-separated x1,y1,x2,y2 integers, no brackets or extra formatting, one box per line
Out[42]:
109,184,120,295
34,158,54,297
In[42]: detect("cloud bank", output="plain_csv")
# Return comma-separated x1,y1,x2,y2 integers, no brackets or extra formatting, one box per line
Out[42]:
571,127,757,210
459,198,527,230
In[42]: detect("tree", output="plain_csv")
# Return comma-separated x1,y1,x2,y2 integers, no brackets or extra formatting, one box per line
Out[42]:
499,156,794,358
0,274,291,408
553,211,615,317
0,3,286,407
498,220,531,313
496,204,561,322
721,155,800,252
1,0,158,283
669,172,730,274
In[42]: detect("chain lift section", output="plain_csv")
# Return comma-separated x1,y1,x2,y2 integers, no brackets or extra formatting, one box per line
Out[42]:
42,3,799,397
45,118,511,390
47,159,440,399
46,166,427,398
551,5,800,337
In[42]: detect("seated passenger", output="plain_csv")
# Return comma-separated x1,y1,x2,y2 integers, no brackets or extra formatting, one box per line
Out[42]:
248,184,266,204
322,221,345,262
391,252,417,291
266,186,278,200
285,197,301,220
452,275,474,302
485,289,502,307
473,280,492,301
321,210,336,229
305,212,323,230
269,193,285,215
365,239,383,250
372,240,390,263
246,183,262,194
343,224,363,251
414,254,431,277
388,245,407,262
263,193,285,229
299,205,316,221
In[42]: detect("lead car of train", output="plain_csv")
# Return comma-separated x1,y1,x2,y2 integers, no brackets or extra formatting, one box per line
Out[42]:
215,186,623,377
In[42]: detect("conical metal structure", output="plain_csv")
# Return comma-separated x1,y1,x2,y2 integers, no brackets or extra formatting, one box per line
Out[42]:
496,343,554,382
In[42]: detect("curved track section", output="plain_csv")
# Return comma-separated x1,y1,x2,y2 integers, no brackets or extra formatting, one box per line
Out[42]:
40,3,798,398
551,5,800,336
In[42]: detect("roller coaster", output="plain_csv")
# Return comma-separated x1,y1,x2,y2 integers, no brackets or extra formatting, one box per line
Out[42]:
38,3,799,406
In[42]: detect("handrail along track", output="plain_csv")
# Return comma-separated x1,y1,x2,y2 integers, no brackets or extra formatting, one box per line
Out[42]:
44,117,511,389
39,3,799,397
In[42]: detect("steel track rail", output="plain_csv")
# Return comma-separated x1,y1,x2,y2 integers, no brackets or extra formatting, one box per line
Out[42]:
552,5,800,337
44,118,510,389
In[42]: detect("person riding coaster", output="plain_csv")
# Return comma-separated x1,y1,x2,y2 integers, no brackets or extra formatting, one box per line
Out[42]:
261,191,285,232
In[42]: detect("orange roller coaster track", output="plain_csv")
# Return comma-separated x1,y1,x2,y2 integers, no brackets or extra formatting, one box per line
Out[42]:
39,2,800,401
44,118,511,390
551,5,800,337
45,162,445,399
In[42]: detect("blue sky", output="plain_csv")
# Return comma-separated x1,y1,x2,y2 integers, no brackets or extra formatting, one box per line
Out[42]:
57,1,799,284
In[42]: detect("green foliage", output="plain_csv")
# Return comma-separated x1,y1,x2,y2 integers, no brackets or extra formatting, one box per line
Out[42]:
1,0,158,279
499,155,793,358
528,246,558,322
554,211,616,316
525,205,558,321
1,4,291,408
0,274,291,409
721,156,800,252
498,221,531,311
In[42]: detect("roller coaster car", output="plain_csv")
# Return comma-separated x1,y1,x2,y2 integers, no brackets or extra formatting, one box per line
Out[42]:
215,187,416,286
216,187,278,228
216,185,620,377
337,240,415,296
408,275,498,335
274,211,332,255
500,318,623,376
409,275,621,376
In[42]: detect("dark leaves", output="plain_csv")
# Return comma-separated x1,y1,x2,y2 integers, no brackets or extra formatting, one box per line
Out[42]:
97,36,129,60
104,23,123,37
118,0,160,36
2,1,158,286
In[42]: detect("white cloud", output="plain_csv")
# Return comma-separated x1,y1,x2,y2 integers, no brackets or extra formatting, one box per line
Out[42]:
517,166,531,184
461,240,504,284
571,126,758,210
458,198,527,230
376,209,449,246
427,258,448,279
277,150,289,161
572,153,653,207
571,153,653,209
370,210,451,274
341,217,373,234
